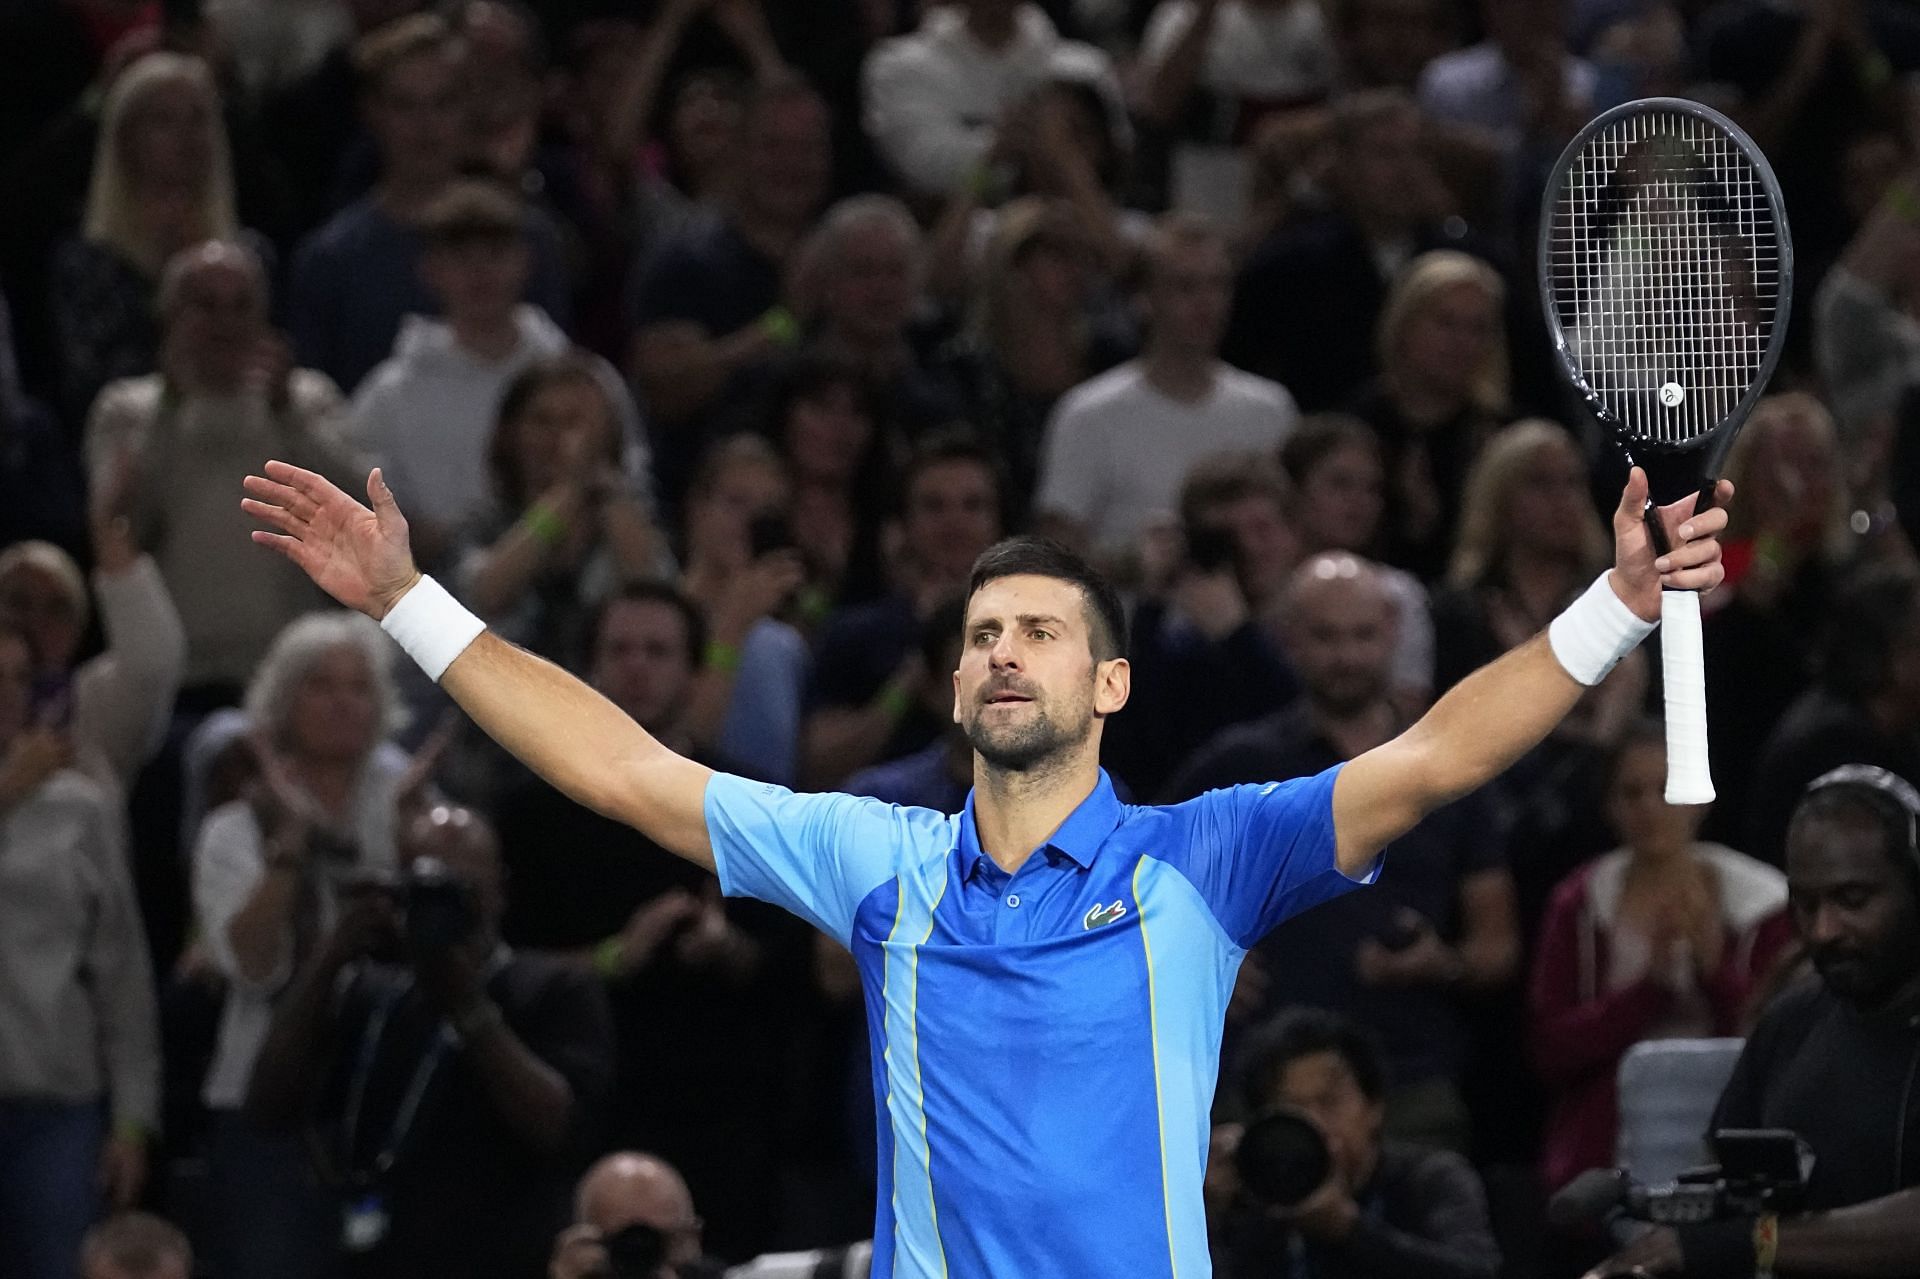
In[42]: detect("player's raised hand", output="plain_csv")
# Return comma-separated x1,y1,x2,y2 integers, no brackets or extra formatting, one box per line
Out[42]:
1607,467,1733,623
242,463,421,619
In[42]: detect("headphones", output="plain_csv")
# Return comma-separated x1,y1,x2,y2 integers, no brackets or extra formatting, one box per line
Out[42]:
1801,764,1920,883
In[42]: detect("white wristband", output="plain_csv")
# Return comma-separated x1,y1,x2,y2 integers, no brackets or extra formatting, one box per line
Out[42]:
1548,572,1656,686
378,575,485,682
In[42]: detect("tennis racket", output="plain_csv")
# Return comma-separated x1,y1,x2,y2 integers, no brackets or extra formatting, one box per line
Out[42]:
1539,98,1793,805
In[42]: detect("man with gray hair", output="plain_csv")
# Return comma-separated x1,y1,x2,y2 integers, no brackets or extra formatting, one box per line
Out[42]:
1165,553,1518,1152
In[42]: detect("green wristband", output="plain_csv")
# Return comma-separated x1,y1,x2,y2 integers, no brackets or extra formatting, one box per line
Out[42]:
705,640,743,673
592,936,627,979
878,682,914,721
758,306,800,347
525,503,567,547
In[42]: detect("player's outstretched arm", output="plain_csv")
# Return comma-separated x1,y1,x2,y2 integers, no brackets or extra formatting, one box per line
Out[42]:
243,462,714,868
1329,469,1732,877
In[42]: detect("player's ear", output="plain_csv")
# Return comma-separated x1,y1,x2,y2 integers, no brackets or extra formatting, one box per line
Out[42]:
1094,657,1130,716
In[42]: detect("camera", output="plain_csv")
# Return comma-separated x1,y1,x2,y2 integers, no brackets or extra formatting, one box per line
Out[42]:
1233,1107,1333,1211
595,1222,667,1279
404,856,476,952
1549,1129,1813,1232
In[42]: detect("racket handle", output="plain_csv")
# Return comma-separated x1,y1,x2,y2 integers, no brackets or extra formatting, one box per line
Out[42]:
1659,589,1714,805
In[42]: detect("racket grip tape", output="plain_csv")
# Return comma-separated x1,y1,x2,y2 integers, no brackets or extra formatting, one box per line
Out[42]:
1659,589,1715,804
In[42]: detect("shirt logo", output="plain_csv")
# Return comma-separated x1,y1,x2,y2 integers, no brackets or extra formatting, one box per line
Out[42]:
1083,900,1128,930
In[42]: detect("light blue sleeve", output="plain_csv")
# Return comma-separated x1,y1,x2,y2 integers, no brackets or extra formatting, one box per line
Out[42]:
704,773,938,946
1163,764,1379,948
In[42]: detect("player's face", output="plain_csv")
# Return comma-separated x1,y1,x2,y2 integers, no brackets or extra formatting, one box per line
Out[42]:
955,575,1125,772
1788,811,1920,1009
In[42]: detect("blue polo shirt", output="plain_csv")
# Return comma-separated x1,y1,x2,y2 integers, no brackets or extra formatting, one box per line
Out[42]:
706,765,1370,1279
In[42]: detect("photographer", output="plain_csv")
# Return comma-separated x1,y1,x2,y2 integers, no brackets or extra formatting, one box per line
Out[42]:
548,1152,723,1279
246,803,615,1279
1213,1007,1500,1279
1582,765,1920,1278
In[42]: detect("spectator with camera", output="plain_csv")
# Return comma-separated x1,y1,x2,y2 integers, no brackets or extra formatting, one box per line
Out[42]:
1580,765,1920,1278
1212,1006,1499,1279
548,1151,724,1279
190,611,412,1279
0,622,161,1279
247,802,615,1279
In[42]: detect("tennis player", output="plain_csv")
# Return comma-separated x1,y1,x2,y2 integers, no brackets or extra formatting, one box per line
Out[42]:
242,461,1728,1278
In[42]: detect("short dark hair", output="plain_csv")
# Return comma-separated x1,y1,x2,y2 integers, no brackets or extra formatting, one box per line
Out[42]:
420,179,527,247
1237,1006,1387,1114
967,536,1127,662
1279,414,1380,487
1820,564,1920,702
584,582,707,674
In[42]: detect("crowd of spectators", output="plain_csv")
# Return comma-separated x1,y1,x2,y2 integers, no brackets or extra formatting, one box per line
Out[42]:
4,0,1920,1276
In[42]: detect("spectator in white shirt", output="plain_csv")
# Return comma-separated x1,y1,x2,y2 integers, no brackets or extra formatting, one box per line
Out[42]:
862,0,1123,197
1034,213,1298,559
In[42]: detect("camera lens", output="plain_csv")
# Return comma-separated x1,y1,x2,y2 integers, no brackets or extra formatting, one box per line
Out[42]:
1233,1108,1332,1210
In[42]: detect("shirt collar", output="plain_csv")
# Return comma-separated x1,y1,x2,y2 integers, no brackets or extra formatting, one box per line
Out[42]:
955,769,1124,877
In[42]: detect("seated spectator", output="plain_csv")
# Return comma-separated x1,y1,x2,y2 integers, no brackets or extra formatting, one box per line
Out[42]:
791,195,956,435
1704,394,1858,839
51,51,241,423
492,583,795,1257
844,597,972,814
246,803,615,1279
0,292,86,555
1281,417,1434,709
756,351,891,606
1747,563,1920,866
455,355,662,661
860,0,1122,198
1211,1007,1500,1279
1530,722,1794,1194
1582,764,1920,1277
83,240,357,699
1416,0,1593,150
1104,452,1298,797
192,612,412,1279
1166,554,1518,1152
353,182,640,570
675,435,813,786
0,622,161,1279
1813,158,1920,452
79,1212,192,1279
287,14,570,394
1224,90,1493,412
933,198,1134,516
1430,419,1605,693
548,1152,724,1279
1350,249,1514,578
1035,213,1299,562
1327,0,1458,91
629,75,831,504
0,510,184,794
803,433,1003,789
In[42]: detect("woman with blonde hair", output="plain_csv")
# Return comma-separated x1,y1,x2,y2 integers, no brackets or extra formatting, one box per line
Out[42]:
1432,418,1610,693
51,51,239,419
1350,248,1513,578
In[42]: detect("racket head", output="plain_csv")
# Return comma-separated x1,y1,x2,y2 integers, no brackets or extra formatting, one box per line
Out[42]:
1538,97,1794,493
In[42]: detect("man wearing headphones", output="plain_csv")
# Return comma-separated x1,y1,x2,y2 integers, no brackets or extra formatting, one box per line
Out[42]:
1585,765,1920,1278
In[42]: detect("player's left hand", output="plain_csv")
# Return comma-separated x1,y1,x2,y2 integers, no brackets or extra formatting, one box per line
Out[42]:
1608,468,1733,623
1581,1224,1683,1278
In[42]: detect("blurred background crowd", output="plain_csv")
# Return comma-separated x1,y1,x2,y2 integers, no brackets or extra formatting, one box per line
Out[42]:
4,0,1920,1276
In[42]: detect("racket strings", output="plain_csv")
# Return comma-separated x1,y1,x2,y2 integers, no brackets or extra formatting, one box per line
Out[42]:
1549,109,1780,444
